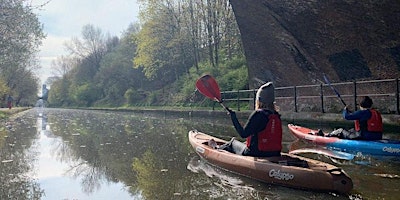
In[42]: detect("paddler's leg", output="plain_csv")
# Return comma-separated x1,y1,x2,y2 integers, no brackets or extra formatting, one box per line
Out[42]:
342,128,361,139
207,139,218,149
217,137,235,153
325,128,344,137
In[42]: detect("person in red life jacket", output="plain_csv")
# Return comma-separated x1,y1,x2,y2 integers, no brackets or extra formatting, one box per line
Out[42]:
227,82,282,157
325,96,383,140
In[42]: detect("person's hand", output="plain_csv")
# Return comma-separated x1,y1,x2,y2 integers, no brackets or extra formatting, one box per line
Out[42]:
227,108,236,117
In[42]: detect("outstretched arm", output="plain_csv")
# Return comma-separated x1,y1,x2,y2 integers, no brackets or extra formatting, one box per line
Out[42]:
343,109,365,120
229,111,267,138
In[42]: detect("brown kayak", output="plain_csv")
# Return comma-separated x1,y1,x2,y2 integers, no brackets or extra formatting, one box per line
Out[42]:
188,130,353,194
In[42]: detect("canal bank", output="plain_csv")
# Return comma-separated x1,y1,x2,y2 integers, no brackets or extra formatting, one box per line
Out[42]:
86,107,400,130
0,107,31,120
4,107,399,131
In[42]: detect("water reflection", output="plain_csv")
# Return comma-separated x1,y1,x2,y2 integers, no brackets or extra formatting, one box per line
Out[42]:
0,110,44,199
0,108,399,199
32,109,135,199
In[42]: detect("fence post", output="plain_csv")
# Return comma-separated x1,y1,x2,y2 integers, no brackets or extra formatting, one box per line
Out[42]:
320,83,325,113
253,89,256,110
237,90,240,111
294,86,298,112
397,78,399,115
353,80,357,111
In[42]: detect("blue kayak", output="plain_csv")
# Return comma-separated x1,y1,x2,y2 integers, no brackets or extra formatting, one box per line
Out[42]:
288,124,400,157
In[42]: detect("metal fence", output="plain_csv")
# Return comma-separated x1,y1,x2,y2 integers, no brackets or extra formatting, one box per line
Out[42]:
218,78,399,115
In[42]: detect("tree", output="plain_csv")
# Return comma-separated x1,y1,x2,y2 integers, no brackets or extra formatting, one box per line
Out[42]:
13,70,39,106
135,0,242,79
50,56,77,78
64,24,108,83
0,0,45,70
94,25,146,106
56,25,113,106
0,0,45,105
47,1,245,107
134,0,195,84
47,77,72,107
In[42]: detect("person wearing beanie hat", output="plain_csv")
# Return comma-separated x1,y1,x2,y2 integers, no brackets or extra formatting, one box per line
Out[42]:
256,82,275,105
325,96,383,140
226,82,282,157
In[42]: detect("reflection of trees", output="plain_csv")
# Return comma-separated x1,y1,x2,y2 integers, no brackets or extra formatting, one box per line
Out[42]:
49,125,108,194
46,110,192,197
47,110,139,195
0,115,44,199
131,150,193,200
66,159,103,194
131,151,162,199
44,109,238,198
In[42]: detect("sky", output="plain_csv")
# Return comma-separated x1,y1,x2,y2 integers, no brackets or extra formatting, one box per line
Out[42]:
33,0,140,85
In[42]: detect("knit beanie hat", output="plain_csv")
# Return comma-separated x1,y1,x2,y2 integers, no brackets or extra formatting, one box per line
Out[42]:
256,82,275,104
360,96,373,108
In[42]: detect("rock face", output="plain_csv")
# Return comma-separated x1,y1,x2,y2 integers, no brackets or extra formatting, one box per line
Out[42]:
229,0,400,88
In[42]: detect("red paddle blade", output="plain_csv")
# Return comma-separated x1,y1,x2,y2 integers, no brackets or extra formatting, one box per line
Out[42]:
195,75,222,102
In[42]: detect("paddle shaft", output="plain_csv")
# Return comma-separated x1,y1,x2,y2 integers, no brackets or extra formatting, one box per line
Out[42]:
323,74,347,106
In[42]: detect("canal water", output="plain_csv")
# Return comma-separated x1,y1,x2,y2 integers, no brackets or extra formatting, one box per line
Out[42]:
0,108,399,199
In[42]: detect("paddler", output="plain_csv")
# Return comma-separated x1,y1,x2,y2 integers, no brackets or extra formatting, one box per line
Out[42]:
227,82,282,157
325,96,383,140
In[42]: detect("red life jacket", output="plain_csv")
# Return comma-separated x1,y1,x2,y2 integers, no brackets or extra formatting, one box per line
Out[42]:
246,112,282,152
354,109,383,132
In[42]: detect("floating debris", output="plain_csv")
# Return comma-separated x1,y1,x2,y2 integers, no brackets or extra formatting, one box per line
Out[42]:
2,160,13,163
161,169,168,172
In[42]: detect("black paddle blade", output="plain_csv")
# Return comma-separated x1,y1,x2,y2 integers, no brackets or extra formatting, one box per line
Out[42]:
196,75,222,102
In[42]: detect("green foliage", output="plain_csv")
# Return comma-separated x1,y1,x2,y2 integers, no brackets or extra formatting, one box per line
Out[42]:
172,75,198,105
169,55,248,106
124,88,144,106
47,1,247,108
47,78,72,107
0,78,10,105
132,150,164,199
134,2,192,85
215,56,248,91
70,83,102,107
146,91,159,106
0,1,44,106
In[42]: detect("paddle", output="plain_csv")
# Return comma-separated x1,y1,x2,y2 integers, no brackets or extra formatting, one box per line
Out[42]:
289,147,355,161
323,74,347,106
196,75,232,112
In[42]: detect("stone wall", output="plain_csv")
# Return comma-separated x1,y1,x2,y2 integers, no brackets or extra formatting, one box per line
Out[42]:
229,0,400,89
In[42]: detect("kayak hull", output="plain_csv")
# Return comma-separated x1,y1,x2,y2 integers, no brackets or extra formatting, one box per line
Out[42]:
188,130,353,193
288,124,400,156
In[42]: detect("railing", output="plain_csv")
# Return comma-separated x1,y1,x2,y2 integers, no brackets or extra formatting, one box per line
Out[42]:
215,78,399,115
